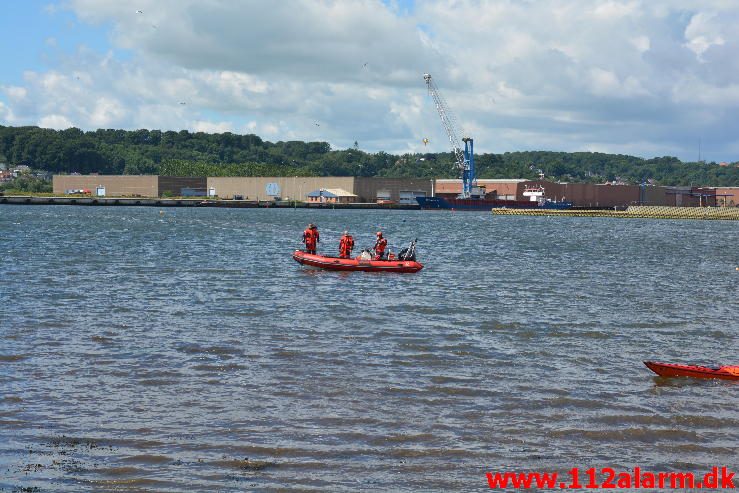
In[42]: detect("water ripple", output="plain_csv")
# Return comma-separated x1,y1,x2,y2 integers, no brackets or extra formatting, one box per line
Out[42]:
0,206,737,491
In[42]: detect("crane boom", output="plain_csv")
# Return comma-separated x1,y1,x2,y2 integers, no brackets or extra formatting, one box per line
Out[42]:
423,73,475,198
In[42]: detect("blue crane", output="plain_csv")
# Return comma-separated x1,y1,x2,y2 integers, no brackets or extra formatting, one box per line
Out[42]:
423,73,475,198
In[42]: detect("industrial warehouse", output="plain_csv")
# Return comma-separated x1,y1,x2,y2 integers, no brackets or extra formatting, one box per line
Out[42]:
51,174,739,208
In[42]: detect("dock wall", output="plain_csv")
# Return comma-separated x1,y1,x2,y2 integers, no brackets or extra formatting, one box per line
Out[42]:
492,206,739,220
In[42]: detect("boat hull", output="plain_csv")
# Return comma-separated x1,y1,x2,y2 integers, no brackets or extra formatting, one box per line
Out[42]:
292,250,423,273
644,361,739,380
416,196,572,211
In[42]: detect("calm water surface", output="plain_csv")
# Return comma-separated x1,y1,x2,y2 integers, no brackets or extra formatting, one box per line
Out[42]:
1,205,737,491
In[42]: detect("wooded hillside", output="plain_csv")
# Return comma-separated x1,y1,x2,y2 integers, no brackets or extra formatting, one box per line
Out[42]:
1,125,737,186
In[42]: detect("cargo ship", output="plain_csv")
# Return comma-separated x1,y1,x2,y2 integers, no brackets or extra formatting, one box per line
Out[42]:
417,185,572,211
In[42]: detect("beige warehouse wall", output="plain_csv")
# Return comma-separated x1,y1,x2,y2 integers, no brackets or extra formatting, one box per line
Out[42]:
53,175,158,197
207,177,355,200
354,177,433,202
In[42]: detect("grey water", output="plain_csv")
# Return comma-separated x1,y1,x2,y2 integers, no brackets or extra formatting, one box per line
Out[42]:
0,205,737,492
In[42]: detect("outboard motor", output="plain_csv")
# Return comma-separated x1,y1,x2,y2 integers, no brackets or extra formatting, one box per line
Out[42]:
398,239,417,261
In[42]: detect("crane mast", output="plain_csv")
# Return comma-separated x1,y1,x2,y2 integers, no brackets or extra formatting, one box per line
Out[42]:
423,73,475,198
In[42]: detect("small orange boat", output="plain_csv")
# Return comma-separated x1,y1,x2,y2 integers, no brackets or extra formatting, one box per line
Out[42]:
644,361,739,381
292,250,423,273
294,239,423,273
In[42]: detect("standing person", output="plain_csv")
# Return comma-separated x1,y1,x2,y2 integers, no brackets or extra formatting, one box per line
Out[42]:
303,223,319,254
373,231,387,260
339,231,354,258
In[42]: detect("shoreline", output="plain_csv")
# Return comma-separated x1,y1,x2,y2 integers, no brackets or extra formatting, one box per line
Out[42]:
0,195,421,209
3,195,737,219
493,205,739,220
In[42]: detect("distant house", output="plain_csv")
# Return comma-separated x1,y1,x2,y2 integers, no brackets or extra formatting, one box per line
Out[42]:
34,171,52,180
306,188,358,204
12,165,31,177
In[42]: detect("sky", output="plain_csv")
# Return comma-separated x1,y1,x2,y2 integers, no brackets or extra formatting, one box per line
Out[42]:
1,0,739,163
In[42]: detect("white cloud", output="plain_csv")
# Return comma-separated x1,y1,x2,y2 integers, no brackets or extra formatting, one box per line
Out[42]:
587,69,649,98
38,114,74,129
1,0,739,162
591,1,639,20
684,12,725,60
89,97,127,127
5,86,28,100
191,120,233,133
0,101,16,124
588,68,621,96
70,0,427,83
631,35,650,53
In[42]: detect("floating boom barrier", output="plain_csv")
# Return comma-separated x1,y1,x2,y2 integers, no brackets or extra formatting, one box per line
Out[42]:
492,206,739,220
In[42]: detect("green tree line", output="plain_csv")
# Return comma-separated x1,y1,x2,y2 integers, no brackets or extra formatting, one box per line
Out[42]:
0,175,52,193
1,125,738,186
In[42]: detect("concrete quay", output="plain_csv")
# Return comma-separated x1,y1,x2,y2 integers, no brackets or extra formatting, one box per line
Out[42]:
492,205,739,220
0,195,420,210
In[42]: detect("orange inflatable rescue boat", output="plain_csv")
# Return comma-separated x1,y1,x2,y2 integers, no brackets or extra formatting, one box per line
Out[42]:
293,239,423,273
644,361,739,381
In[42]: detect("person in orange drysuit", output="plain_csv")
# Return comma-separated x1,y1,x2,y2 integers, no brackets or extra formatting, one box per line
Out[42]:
373,231,387,260
303,223,319,254
339,231,354,259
